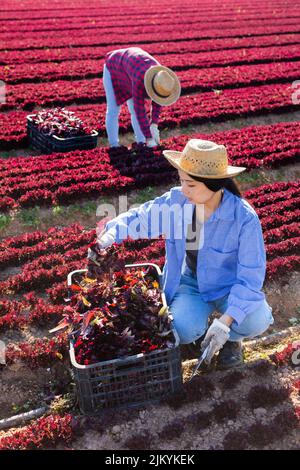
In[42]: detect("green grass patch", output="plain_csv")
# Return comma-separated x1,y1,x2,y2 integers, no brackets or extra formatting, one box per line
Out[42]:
0,151,11,159
52,205,63,217
20,207,40,227
268,169,289,182
133,187,159,204
236,170,269,186
80,201,98,216
67,201,98,217
237,168,289,187
0,214,12,232
52,201,100,219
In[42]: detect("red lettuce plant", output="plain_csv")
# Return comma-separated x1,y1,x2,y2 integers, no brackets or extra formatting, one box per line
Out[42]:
0,294,64,331
186,410,212,430
247,385,290,409
292,379,300,392
223,431,250,450
247,422,278,447
0,414,74,450
223,408,299,450
272,409,299,431
212,399,240,423
248,359,274,376
0,196,17,212
158,419,186,440
124,431,152,450
269,342,300,367
219,370,245,389
5,332,68,368
184,376,215,403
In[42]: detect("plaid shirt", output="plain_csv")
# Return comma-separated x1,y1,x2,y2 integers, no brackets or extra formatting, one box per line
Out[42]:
105,47,161,139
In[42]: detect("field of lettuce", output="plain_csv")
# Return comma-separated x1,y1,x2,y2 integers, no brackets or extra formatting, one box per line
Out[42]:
0,0,299,451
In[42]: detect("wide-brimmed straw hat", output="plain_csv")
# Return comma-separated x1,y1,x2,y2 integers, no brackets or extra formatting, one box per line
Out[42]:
163,139,246,179
144,65,181,106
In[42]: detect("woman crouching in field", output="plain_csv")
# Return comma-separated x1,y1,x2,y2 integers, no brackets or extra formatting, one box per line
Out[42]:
87,139,274,369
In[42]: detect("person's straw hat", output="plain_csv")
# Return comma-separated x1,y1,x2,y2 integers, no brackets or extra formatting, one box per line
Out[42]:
163,139,246,179
144,65,181,106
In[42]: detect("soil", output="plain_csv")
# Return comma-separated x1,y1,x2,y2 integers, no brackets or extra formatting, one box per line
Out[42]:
264,272,300,332
0,361,71,419
69,328,300,450
1,327,298,450
0,347,94,419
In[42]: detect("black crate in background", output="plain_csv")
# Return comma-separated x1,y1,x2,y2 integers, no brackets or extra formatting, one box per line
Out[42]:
27,114,98,154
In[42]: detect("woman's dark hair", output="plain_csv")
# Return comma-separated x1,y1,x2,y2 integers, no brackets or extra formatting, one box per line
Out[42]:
188,174,242,198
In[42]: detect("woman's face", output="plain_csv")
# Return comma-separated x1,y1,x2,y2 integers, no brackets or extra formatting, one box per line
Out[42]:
178,170,216,204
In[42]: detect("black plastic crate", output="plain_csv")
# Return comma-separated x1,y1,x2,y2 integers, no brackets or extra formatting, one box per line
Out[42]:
68,264,183,414
27,114,98,154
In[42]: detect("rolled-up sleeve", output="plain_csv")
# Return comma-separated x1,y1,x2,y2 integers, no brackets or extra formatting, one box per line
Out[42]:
151,101,161,124
132,83,151,139
225,216,266,325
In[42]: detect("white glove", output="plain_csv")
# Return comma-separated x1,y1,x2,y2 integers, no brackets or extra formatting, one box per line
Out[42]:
97,231,115,248
150,123,160,145
146,138,158,148
201,318,230,364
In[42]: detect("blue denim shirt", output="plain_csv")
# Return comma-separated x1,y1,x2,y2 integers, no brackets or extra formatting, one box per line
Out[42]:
104,187,267,326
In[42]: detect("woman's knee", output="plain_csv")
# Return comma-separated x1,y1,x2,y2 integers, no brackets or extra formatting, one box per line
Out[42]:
232,301,274,339
169,299,212,345
172,318,207,344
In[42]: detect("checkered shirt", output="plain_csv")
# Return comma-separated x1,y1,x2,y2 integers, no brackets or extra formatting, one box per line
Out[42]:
105,47,161,139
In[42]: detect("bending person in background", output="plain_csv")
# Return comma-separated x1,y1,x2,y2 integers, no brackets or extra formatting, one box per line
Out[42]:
103,47,181,151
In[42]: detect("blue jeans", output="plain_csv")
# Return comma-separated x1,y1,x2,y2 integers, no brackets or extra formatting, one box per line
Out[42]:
169,267,274,344
103,64,146,146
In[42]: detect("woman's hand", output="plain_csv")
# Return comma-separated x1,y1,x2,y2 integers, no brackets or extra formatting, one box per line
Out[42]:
150,123,160,145
146,137,158,148
86,243,107,279
200,318,231,364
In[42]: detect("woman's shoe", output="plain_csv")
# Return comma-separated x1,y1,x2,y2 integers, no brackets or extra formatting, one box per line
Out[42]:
217,340,244,369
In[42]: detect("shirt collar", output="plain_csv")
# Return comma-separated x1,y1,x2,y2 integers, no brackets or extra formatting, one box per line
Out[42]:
209,188,235,221
182,188,235,223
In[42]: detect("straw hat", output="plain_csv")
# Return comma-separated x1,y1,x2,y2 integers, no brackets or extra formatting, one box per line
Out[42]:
144,65,181,106
163,139,246,179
